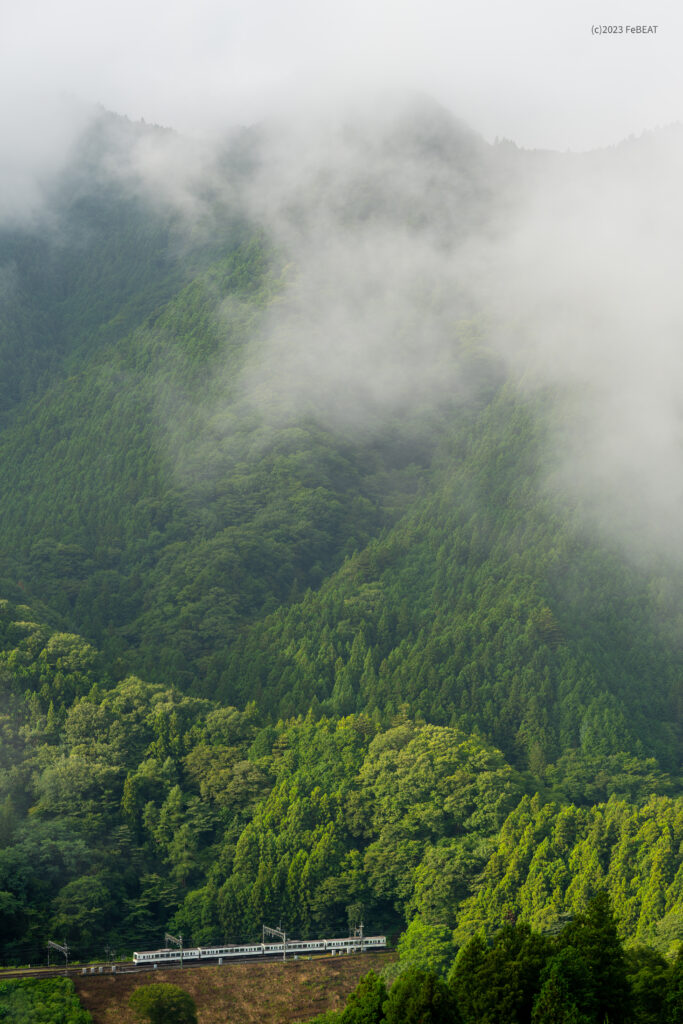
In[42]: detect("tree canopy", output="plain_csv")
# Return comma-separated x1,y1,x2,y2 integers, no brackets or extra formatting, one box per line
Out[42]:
129,983,197,1024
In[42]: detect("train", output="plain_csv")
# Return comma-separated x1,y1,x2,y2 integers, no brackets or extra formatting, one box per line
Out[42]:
133,934,386,964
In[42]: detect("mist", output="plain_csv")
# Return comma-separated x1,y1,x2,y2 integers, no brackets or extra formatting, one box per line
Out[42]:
213,101,683,561
229,97,491,427
0,94,94,224
4,0,683,152
4,83,683,565
465,129,683,556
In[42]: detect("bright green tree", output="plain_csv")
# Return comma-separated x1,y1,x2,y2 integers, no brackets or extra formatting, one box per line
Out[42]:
340,970,387,1024
394,916,457,978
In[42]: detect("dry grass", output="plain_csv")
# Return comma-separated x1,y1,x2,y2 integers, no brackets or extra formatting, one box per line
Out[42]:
74,952,393,1024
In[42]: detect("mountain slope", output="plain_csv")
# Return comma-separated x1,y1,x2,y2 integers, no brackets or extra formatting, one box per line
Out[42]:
0,100,681,964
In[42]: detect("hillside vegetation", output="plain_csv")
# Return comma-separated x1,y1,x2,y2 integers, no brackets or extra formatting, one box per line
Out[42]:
0,106,680,978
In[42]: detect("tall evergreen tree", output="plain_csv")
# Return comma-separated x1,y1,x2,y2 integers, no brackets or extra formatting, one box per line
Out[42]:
558,892,631,1024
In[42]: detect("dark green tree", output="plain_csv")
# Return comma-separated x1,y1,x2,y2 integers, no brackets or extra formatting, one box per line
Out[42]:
0,977,92,1024
664,947,683,1024
558,892,631,1024
531,948,593,1024
128,983,197,1024
625,946,669,1024
448,933,489,1022
449,923,551,1024
383,968,461,1024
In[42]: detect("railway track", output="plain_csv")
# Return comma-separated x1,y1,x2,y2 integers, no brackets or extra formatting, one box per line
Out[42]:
0,963,133,981
0,947,392,982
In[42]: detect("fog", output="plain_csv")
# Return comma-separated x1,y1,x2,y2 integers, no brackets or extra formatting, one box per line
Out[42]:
3,0,682,159
466,130,683,554
218,102,683,559
229,97,490,427
0,95,94,223
3,0,683,558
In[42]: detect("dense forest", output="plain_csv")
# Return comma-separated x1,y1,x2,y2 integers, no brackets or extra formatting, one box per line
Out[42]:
0,103,680,1009
305,894,683,1024
0,977,92,1024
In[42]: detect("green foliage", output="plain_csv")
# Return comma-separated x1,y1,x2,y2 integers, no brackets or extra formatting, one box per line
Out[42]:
1,170,680,774
665,948,683,1024
531,949,593,1024
625,946,670,1024
453,793,683,954
528,946,593,1024
383,969,461,1024
0,207,396,692
128,983,197,1024
449,923,551,1024
0,590,680,964
215,391,680,773
556,892,631,1024
0,111,681,981
0,978,91,1023
391,917,457,979
334,915,683,1024
174,715,520,943
447,897,638,1024
340,971,387,1024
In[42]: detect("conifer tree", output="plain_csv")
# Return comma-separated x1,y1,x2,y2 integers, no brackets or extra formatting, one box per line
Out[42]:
558,891,631,1024
383,968,461,1024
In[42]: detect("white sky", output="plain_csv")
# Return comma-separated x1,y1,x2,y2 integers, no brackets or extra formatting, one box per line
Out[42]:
2,0,682,150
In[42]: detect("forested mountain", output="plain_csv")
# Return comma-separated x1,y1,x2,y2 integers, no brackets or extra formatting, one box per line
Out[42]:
0,102,680,976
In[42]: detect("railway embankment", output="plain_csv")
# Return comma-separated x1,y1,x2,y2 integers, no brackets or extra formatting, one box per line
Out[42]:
74,950,393,1024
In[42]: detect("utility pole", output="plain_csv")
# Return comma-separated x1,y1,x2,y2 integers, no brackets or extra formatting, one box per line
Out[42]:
353,919,365,952
47,940,69,975
165,932,183,969
263,924,287,961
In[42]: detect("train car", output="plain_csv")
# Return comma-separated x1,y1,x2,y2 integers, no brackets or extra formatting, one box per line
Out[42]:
281,939,327,955
197,943,260,960
132,947,201,964
200,943,268,960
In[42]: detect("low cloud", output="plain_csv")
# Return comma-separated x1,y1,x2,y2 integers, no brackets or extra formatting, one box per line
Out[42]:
217,102,683,562
6,91,683,563
232,97,493,426
465,129,683,555
0,94,93,224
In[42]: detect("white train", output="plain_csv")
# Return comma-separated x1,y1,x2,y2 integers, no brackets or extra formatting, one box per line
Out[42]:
133,934,386,964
